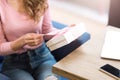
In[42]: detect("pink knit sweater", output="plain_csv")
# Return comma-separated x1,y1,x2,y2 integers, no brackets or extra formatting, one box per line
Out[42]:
0,0,60,55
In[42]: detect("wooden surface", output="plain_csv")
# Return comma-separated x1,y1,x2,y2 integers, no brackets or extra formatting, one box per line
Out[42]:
52,24,120,80
50,4,120,80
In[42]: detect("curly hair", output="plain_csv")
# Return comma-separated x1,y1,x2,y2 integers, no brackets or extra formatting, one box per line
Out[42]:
22,0,48,22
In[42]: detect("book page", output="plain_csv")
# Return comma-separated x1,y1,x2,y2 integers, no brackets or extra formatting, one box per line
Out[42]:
101,30,120,60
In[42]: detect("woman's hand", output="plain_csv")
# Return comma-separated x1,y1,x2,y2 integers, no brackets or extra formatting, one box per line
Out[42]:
23,33,43,46
11,33,43,51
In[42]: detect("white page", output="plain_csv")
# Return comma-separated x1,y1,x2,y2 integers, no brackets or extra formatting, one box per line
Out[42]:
101,31,120,60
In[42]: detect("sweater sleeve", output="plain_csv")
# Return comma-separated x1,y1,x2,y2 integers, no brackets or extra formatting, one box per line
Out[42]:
0,21,17,55
41,1,60,40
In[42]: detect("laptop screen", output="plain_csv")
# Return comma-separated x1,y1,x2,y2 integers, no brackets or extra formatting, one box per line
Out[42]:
108,0,120,28
101,0,120,60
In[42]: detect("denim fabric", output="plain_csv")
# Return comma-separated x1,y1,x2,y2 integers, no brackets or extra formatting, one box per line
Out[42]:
1,42,60,80
0,73,11,80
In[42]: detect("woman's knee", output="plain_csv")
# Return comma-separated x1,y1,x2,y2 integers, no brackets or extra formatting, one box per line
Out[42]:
44,75,61,80
2,69,34,80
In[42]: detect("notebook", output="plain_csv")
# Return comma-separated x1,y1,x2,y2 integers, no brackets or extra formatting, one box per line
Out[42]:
101,26,120,60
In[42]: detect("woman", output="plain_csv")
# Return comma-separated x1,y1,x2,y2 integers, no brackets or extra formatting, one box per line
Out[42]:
0,0,62,80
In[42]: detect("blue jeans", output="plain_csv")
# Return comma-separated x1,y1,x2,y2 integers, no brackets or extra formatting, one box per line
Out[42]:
2,43,60,80
0,73,11,80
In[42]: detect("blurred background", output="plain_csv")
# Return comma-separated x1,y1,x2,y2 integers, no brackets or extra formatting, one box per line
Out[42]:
49,0,110,25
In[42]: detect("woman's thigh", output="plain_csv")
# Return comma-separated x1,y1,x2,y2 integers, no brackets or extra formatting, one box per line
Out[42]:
30,43,61,80
2,69,34,80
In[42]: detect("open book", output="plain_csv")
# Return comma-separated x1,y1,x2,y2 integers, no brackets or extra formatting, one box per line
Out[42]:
46,23,87,51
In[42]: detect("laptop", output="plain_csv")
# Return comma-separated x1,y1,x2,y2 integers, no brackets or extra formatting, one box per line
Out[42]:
101,0,120,60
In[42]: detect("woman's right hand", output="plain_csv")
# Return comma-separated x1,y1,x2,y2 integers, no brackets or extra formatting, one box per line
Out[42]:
10,33,43,51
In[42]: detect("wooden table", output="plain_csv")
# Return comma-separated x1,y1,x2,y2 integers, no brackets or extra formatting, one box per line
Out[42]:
52,20,120,80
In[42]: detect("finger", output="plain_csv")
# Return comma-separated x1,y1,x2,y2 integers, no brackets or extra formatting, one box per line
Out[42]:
24,39,35,44
34,35,44,42
27,43,36,46
28,41,40,46
35,34,44,39
25,39,42,46
24,35,34,40
34,38,43,45
25,33,43,40
27,41,38,46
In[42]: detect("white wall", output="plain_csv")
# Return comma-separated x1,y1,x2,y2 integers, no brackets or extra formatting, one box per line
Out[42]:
62,0,110,14
51,0,110,24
